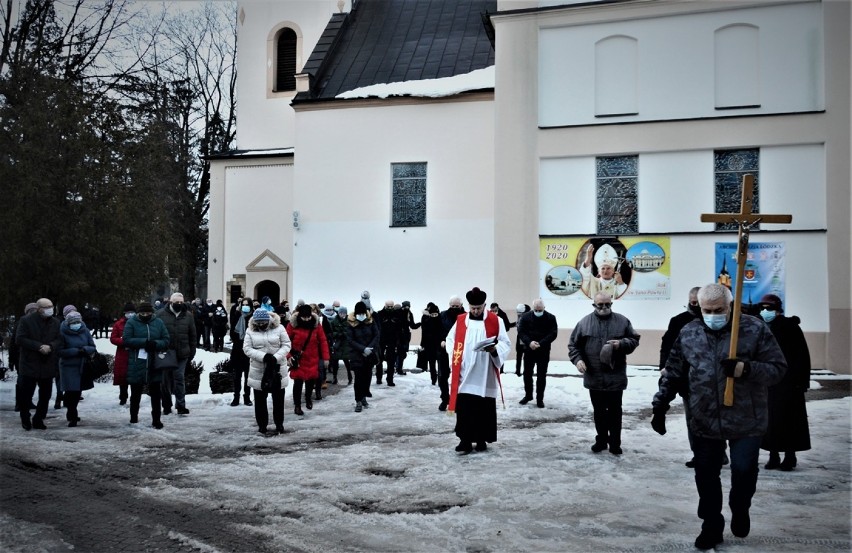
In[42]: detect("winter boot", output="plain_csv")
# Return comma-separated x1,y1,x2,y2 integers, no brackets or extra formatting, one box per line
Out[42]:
230,397,240,407
243,393,253,406
765,451,781,470
779,452,797,471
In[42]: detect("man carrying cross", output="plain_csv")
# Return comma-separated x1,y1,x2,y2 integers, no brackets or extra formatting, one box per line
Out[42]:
445,287,511,454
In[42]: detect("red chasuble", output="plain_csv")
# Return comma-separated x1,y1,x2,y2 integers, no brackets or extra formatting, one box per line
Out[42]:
448,311,503,413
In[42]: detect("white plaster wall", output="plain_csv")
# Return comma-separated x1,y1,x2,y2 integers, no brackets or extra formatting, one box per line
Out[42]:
539,2,823,126
639,151,714,233
539,157,595,235
236,1,346,149
223,163,295,289
291,98,495,310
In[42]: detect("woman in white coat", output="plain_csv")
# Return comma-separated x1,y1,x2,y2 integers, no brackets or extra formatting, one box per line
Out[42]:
243,309,291,435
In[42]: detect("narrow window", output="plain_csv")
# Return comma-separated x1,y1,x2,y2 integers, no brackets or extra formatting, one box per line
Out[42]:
714,148,760,231
596,156,638,234
275,28,297,92
391,163,427,227
714,24,760,109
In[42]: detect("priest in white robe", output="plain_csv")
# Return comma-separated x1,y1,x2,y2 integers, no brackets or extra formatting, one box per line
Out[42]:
446,287,511,454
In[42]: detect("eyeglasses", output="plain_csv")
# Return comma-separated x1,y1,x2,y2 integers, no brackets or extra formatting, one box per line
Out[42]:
593,303,612,309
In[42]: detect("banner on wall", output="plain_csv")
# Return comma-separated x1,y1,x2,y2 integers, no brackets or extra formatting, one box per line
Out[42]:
714,242,785,306
540,236,671,300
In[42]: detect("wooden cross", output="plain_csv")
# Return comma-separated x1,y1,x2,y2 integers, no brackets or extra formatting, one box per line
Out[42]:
700,174,792,406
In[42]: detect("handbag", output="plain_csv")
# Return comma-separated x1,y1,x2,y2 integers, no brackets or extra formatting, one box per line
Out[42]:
153,349,178,370
83,352,110,380
288,326,314,372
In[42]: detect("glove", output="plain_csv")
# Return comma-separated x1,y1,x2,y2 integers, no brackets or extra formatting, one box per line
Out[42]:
145,340,157,353
651,406,668,435
363,347,373,356
721,358,751,378
263,353,277,365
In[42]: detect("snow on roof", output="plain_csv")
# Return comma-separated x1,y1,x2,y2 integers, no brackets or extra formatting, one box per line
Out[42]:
335,66,494,100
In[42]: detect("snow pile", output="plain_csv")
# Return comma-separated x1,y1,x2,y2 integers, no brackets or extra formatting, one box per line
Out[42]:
336,66,494,100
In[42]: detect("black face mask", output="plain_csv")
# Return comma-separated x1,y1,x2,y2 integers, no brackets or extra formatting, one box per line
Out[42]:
138,313,153,322
688,304,701,317
256,323,269,331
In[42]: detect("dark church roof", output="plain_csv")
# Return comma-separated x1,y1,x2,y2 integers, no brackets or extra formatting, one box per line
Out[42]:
293,0,496,104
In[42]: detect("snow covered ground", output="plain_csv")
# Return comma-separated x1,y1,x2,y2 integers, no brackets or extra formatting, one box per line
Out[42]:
1,339,849,552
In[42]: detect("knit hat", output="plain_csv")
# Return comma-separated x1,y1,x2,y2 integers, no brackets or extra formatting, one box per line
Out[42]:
465,287,487,306
361,290,370,299
63,304,78,317
354,301,368,315
138,302,154,313
516,304,527,313
24,302,38,314
296,304,313,318
65,311,83,324
402,300,410,308
338,306,348,317
123,302,136,313
252,308,270,322
759,294,783,312
322,306,335,317
427,302,440,314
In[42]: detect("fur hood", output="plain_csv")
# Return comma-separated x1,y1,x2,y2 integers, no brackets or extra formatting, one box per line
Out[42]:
347,311,374,326
249,311,282,331
289,311,318,329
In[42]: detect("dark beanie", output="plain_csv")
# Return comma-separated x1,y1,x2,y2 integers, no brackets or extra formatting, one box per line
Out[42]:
427,302,440,314
138,302,154,313
297,304,313,317
123,302,137,313
354,301,368,315
759,294,783,311
465,287,487,305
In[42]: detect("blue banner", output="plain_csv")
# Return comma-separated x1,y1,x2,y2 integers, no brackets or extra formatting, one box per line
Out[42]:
714,242,785,306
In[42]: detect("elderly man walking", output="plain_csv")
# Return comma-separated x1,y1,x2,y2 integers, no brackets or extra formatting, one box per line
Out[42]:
569,292,639,455
651,283,786,550
157,292,197,415
15,298,62,430
517,298,558,408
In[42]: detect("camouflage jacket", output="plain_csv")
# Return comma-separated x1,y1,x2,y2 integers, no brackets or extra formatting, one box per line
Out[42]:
653,314,787,440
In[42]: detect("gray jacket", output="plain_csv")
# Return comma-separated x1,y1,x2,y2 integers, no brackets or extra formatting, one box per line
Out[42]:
568,311,640,391
653,315,787,440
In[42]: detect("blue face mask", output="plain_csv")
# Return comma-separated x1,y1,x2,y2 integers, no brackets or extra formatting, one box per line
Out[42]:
125,312,135,319
69,323,82,331
533,311,544,317
703,313,728,330
241,305,251,313
760,309,777,323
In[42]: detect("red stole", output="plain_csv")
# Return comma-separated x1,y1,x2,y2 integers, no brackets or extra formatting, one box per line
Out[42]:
448,311,503,413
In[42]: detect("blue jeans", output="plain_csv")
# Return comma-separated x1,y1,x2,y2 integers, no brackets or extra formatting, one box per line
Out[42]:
692,435,761,533
161,357,188,409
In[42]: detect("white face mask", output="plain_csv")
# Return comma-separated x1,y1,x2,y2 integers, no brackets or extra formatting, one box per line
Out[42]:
533,310,544,317
41,307,54,318
125,312,135,319
356,314,367,322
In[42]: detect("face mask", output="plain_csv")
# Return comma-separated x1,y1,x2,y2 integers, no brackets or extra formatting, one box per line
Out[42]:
41,307,54,318
125,312,135,319
688,304,701,317
241,305,250,313
206,301,213,305
138,313,153,322
760,309,777,323
594,307,611,317
533,311,544,317
356,314,367,322
325,312,336,319
171,303,185,313
256,323,269,331
69,323,82,331
703,313,728,330
333,306,340,312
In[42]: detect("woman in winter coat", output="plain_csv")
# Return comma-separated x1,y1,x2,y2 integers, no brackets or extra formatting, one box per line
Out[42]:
110,302,136,405
57,311,97,427
229,297,254,406
344,301,380,412
243,309,291,435
122,302,171,428
758,294,811,471
419,302,443,385
286,304,330,416
211,301,229,353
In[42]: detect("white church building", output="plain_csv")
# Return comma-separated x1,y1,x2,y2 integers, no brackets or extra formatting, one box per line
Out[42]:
207,0,850,371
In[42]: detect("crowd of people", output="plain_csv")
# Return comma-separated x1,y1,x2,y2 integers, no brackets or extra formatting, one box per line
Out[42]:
6,283,812,551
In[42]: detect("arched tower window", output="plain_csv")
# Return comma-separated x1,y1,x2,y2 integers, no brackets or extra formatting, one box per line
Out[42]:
275,28,297,92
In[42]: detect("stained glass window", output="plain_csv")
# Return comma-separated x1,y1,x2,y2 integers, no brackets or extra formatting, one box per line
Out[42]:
714,149,759,231
596,156,638,234
391,163,427,227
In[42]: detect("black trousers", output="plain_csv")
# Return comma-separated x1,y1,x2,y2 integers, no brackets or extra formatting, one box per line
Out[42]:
522,349,550,400
63,390,81,423
292,378,315,407
129,383,162,424
437,349,450,403
17,375,52,423
351,359,373,402
589,389,623,447
378,343,396,383
253,387,284,429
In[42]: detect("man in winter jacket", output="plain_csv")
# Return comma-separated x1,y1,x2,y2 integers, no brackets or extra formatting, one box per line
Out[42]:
157,292,197,415
516,299,558,408
374,300,403,386
15,298,62,430
568,292,639,455
651,283,786,550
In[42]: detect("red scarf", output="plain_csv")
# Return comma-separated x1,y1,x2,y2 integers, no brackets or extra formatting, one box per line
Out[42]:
448,311,503,413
